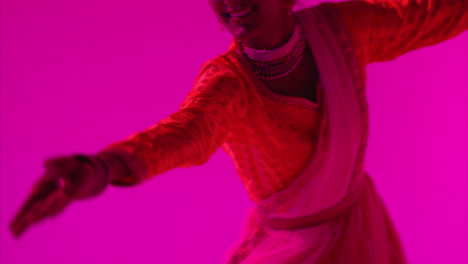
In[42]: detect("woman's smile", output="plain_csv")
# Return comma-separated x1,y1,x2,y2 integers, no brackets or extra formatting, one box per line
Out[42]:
226,5,258,23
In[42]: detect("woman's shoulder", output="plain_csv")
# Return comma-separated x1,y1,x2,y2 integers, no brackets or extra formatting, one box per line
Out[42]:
196,44,246,81
190,48,250,98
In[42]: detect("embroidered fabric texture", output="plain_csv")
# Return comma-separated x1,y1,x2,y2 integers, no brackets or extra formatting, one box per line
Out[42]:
104,55,322,202
222,0,468,263
102,0,467,193
98,0,468,262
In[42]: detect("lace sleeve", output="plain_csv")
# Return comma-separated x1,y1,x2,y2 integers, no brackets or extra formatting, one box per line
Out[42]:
102,58,248,185
332,0,468,63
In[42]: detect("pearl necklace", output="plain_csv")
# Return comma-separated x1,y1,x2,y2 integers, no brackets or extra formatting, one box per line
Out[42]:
240,25,306,80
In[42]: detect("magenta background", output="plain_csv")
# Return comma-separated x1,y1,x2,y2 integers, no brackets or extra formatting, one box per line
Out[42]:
1,0,467,263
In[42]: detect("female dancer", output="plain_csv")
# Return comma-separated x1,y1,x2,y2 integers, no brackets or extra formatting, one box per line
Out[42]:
10,0,467,263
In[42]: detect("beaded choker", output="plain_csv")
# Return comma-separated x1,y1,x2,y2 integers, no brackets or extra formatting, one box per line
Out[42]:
240,25,306,80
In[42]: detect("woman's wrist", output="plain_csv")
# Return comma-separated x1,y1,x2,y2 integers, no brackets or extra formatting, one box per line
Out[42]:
70,154,109,199
68,149,143,199
96,149,147,186
95,151,132,184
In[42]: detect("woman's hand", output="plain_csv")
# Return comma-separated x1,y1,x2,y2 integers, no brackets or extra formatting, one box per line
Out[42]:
9,156,96,239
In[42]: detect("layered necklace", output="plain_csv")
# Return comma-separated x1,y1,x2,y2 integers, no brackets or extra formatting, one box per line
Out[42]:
240,24,306,80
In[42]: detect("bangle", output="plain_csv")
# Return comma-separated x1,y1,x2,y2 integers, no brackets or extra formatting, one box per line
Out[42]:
72,154,110,199
97,149,147,186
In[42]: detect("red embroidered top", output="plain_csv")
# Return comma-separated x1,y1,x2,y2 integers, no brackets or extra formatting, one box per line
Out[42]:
103,0,467,202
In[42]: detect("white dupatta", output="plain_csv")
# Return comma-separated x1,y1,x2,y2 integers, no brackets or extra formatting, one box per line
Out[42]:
254,3,369,224
224,3,406,264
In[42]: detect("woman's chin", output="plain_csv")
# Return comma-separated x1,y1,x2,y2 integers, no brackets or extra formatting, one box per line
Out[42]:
229,27,257,43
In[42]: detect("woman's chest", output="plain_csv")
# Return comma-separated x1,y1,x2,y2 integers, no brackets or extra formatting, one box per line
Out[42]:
260,47,319,104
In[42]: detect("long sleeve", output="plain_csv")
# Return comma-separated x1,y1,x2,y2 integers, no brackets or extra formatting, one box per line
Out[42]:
332,0,468,64
101,58,248,185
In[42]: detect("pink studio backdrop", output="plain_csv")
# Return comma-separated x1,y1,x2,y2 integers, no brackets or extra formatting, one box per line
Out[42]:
1,0,466,263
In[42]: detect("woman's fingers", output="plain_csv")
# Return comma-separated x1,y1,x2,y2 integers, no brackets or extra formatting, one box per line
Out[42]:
41,186,72,218
10,189,63,238
11,202,46,238
10,156,96,239
9,177,68,238
11,176,57,223
48,192,72,218
10,190,46,236
10,201,43,238
33,188,67,221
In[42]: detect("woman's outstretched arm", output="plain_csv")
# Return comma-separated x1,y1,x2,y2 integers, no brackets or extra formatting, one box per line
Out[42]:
332,0,468,63
9,58,248,237
97,58,248,186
